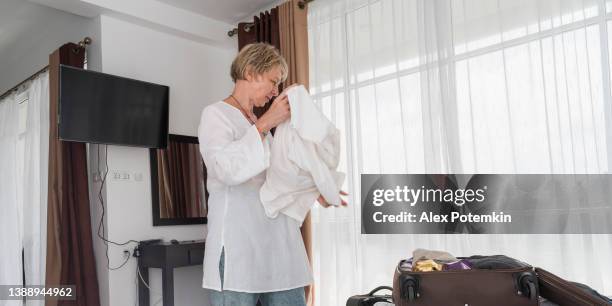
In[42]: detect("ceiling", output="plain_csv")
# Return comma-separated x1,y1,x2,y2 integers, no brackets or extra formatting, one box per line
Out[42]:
155,0,280,24
0,0,57,57
0,0,281,64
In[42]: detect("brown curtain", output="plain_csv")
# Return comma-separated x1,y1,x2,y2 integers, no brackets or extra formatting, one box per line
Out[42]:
157,150,175,217
237,8,280,50
237,2,313,304
238,8,281,119
46,43,100,306
279,0,309,89
156,141,206,218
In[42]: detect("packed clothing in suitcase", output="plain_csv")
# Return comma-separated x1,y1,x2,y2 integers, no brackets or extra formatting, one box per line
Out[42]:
347,249,612,306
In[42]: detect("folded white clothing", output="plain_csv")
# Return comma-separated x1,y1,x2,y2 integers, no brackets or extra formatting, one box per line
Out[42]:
260,85,345,223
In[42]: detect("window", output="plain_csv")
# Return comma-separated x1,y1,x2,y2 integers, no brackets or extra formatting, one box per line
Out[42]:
308,1,612,303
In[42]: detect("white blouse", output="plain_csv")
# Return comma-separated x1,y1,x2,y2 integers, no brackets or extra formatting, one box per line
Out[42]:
198,101,313,293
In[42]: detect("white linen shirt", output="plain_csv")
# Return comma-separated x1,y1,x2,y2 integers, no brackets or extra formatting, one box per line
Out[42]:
260,85,345,223
198,101,312,293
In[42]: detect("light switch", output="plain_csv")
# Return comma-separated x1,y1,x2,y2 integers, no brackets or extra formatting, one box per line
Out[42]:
111,171,130,181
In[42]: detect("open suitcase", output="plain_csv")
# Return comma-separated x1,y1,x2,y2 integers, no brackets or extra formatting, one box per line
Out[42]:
392,255,612,306
392,255,539,306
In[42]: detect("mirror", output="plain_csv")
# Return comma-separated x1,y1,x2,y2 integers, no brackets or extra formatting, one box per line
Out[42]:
149,134,208,226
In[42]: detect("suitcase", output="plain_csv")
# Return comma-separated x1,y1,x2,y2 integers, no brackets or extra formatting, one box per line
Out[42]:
392,255,539,306
536,268,612,306
346,286,393,306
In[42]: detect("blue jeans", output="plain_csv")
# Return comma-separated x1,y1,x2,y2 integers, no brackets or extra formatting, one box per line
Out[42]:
209,249,306,306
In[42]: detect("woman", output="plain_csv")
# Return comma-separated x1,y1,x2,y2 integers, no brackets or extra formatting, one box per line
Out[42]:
198,43,347,306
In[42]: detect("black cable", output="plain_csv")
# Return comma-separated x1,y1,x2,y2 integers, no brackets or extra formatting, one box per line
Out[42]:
109,254,130,271
96,144,139,270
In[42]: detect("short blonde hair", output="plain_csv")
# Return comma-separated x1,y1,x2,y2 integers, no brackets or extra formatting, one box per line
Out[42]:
230,43,288,84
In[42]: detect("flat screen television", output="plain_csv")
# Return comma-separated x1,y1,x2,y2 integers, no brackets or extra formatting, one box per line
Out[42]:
58,65,169,148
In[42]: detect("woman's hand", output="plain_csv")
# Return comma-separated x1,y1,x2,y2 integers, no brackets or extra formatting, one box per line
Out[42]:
255,84,300,134
317,190,349,208
255,96,290,135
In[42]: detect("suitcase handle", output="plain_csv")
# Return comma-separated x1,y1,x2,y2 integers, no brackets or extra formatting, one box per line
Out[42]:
346,286,393,306
367,286,393,296
517,271,538,301
399,275,420,301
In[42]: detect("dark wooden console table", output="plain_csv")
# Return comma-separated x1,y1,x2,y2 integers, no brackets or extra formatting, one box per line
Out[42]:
138,240,205,306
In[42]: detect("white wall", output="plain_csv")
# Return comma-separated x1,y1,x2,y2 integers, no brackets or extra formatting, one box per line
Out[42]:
0,2,91,94
93,14,236,306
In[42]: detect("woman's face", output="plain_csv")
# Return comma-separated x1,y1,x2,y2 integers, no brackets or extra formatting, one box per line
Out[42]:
248,66,282,108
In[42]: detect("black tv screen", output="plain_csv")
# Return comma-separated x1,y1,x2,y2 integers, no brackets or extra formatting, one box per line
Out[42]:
59,65,169,148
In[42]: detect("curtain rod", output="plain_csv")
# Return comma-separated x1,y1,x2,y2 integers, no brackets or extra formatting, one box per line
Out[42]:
0,66,49,102
227,0,314,37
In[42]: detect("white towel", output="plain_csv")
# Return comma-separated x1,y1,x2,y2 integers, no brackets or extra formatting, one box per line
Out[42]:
260,85,345,223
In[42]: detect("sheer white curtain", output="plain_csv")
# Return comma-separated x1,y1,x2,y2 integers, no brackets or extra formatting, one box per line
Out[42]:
308,0,612,304
22,72,49,306
0,71,49,306
0,92,24,306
